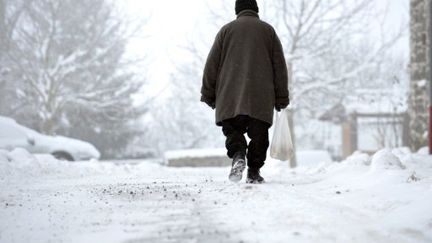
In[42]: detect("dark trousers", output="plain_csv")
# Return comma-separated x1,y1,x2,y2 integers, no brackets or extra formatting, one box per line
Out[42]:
221,115,270,169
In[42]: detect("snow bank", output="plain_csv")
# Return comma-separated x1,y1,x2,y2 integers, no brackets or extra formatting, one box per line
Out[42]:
292,148,431,180
418,147,429,155
0,148,158,183
0,149,10,162
370,149,406,171
2,147,431,184
342,151,371,166
164,148,226,160
391,147,412,158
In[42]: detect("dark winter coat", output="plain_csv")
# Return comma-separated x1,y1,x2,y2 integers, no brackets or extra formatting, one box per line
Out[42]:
201,10,289,126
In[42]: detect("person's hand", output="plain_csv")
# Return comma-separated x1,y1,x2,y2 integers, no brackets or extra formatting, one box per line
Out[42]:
275,98,290,111
275,103,287,112
275,104,282,112
209,102,215,110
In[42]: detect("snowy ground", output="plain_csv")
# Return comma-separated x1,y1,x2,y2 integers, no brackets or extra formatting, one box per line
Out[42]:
1,148,432,243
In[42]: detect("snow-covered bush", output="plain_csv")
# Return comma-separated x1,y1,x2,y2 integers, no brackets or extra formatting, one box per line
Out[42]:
391,147,412,159
342,151,371,166
370,149,406,171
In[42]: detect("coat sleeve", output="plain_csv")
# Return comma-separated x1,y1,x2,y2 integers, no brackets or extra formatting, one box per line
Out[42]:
272,32,290,107
201,30,224,105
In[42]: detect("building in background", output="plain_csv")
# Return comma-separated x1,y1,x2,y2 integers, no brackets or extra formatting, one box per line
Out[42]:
320,102,408,159
409,0,430,151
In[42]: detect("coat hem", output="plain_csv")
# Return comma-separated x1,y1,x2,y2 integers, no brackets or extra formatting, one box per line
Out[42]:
216,114,272,127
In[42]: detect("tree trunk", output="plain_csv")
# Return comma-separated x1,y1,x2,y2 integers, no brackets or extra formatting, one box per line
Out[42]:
42,117,55,136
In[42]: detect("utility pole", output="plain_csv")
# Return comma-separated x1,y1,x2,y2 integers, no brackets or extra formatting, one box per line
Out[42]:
429,0,432,154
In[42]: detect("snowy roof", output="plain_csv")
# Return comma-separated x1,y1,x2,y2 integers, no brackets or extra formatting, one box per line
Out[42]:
320,99,407,123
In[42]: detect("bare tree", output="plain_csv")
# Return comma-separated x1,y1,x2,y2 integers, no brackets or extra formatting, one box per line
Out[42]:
1,0,148,158
147,64,224,155
0,0,27,113
274,0,404,102
271,0,406,165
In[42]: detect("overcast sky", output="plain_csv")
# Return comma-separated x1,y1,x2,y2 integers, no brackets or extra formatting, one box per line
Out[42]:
124,0,410,103
125,0,210,101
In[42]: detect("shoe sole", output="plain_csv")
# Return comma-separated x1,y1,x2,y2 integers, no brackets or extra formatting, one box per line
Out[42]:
228,160,246,182
246,178,265,184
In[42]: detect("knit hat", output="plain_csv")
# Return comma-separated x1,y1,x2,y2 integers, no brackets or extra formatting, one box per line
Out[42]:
235,0,259,15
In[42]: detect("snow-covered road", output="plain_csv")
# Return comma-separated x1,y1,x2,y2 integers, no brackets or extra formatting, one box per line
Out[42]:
1,149,432,243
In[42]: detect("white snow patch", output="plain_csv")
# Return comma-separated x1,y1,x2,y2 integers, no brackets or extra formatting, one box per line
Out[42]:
370,149,406,171
0,149,10,162
164,148,226,160
1,148,432,242
341,151,371,166
399,153,432,172
391,147,412,158
418,147,429,155
416,79,427,88
0,148,155,182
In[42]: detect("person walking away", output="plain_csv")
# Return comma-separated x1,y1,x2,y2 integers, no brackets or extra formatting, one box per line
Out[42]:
200,0,289,183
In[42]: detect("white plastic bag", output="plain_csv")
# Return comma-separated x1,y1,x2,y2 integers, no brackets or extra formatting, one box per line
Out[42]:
270,109,294,161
